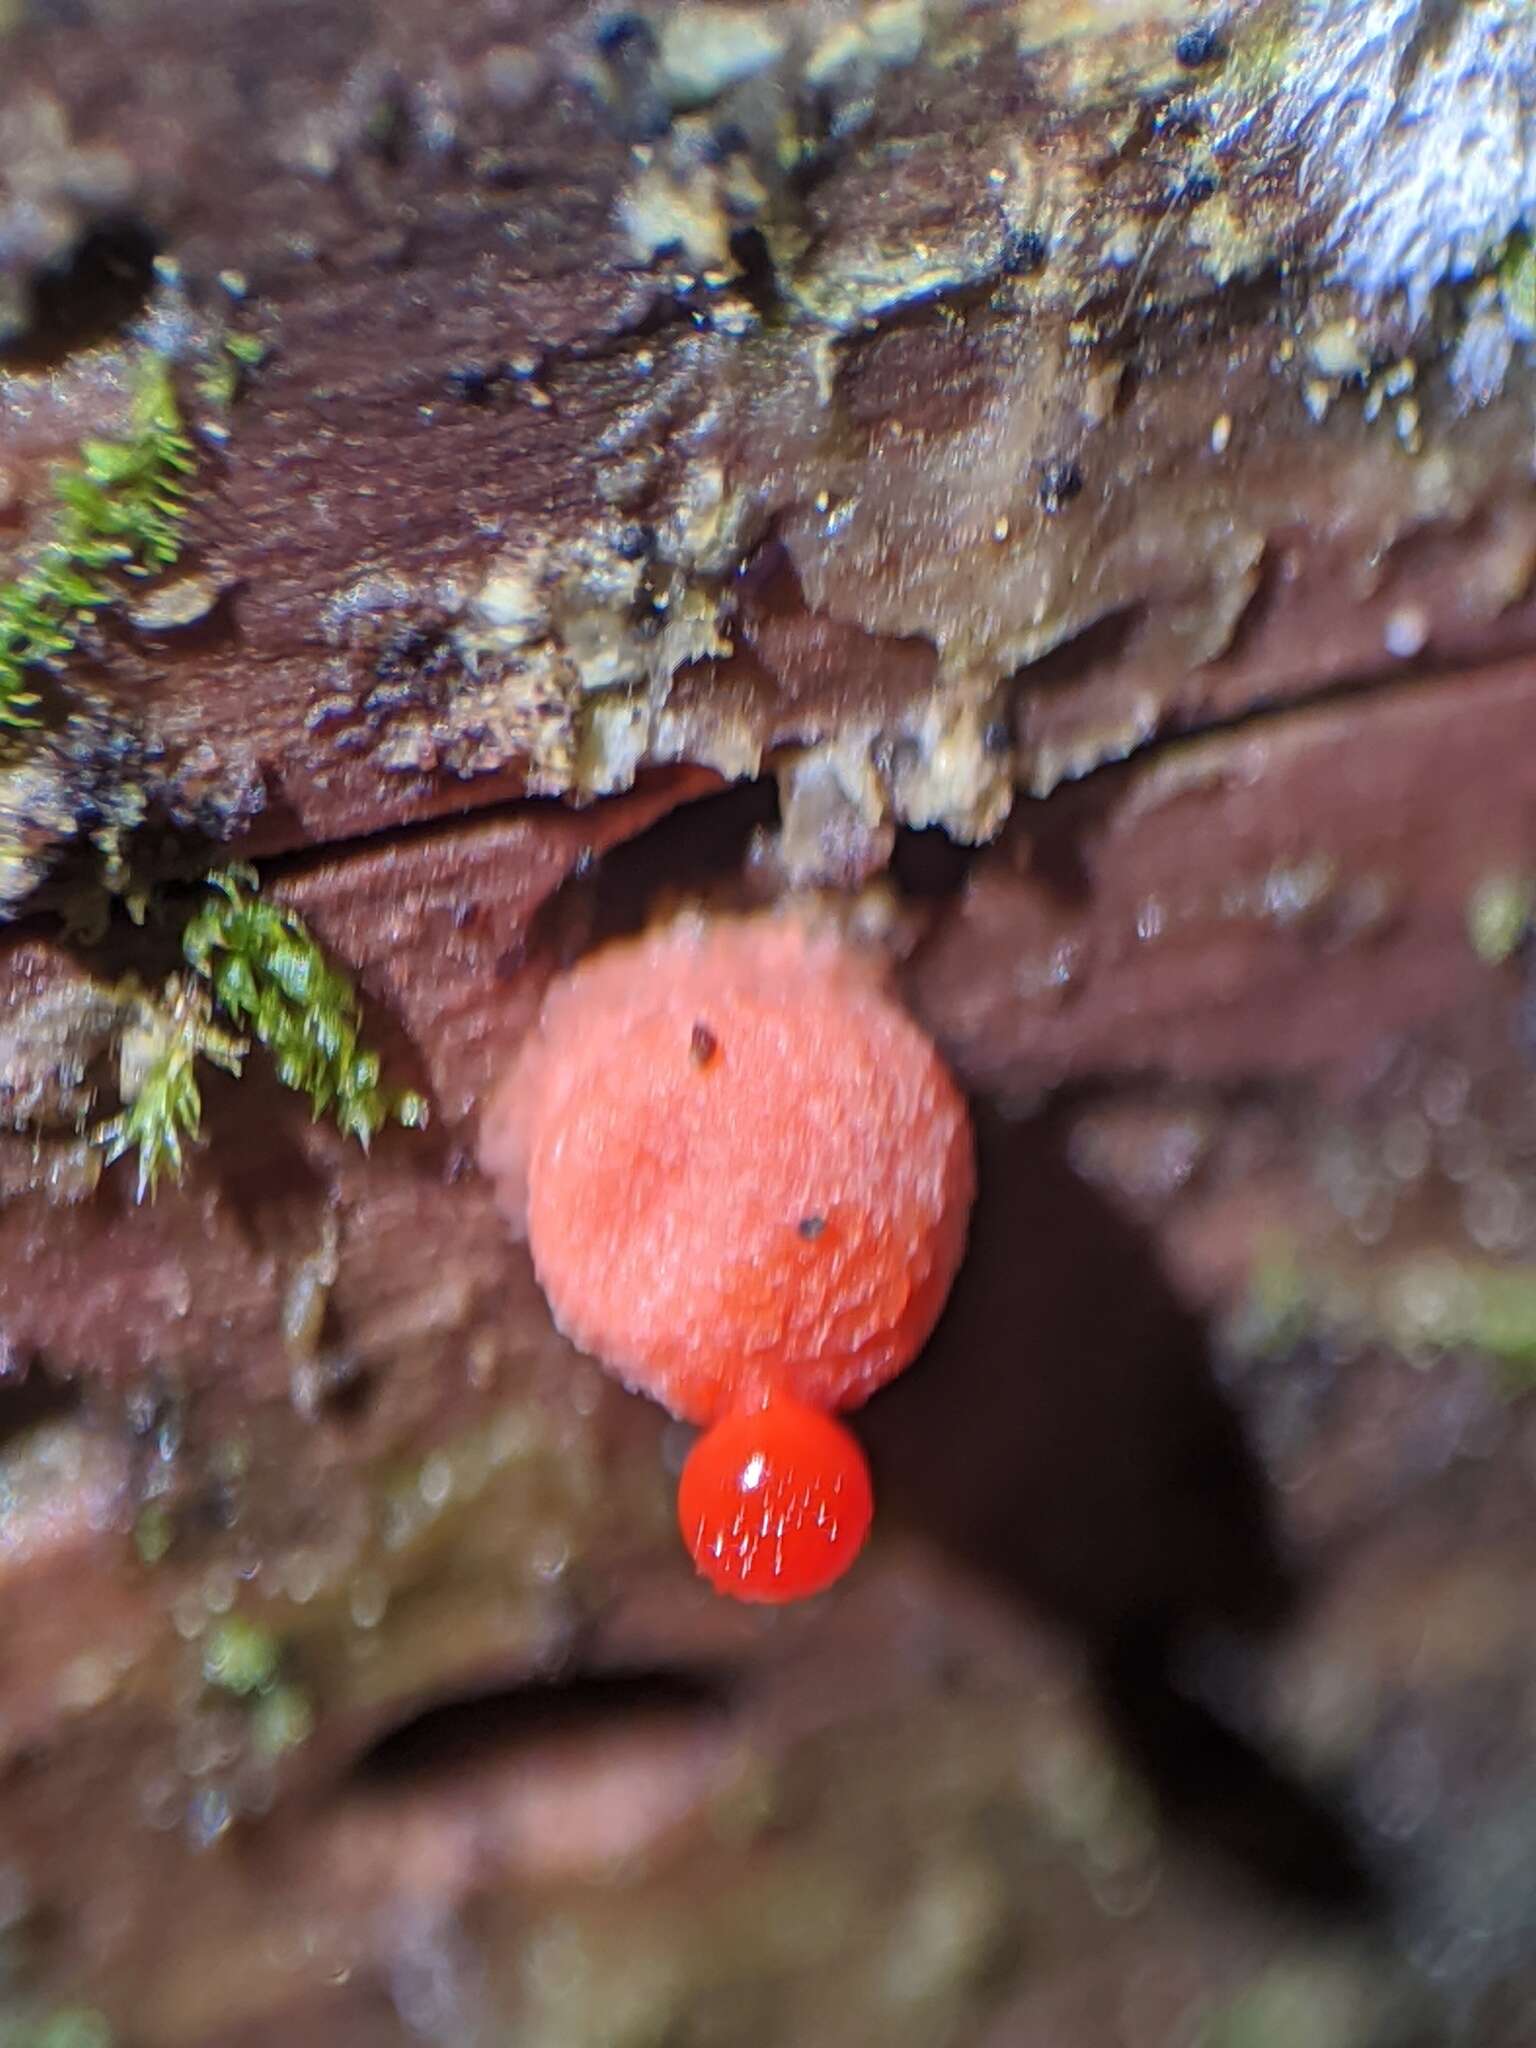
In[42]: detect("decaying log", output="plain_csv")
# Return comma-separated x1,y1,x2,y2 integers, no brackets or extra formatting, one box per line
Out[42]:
3,1,1536,2042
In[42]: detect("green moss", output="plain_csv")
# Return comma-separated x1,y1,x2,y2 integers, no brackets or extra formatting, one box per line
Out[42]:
132,1503,173,1567
25,2011,114,2048
1498,230,1536,338
202,1615,280,1697
182,865,428,1146
1194,1961,1385,2048
223,334,268,370
1449,1267,1536,1384
94,867,426,1198
1233,1246,1536,1394
0,355,193,736
1466,873,1533,966
250,1682,315,1759
200,1615,314,1758
194,357,239,413
1229,1247,1313,1358
195,332,270,413
210,1435,252,1486
93,978,246,1200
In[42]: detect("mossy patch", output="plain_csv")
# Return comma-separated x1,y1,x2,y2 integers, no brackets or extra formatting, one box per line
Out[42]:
94,865,428,1198
1466,872,1534,967
1498,230,1536,338
1230,1244,1536,1394
202,1613,281,1696
182,865,427,1146
200,1615,315,1764
20,2011,114,2048
92,977,245,1200
0,355,193,737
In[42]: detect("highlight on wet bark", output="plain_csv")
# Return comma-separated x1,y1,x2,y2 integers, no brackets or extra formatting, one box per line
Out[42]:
180,865,428,1148
0,352,194,736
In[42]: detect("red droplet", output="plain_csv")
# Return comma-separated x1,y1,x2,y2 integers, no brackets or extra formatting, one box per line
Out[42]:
677,1401,874,1604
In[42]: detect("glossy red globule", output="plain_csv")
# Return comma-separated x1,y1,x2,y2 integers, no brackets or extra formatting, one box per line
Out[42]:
677,1401,875,1604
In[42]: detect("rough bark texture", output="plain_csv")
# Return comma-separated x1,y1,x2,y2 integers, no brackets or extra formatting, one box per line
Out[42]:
3,1,1536,2043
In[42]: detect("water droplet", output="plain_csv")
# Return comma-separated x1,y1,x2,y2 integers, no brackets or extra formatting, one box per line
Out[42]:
187,1783,233,1850
1423,1061,1470,1126
202,1563,238,1615
172,1590,208,1640
530,1532,570,1583
1383,605,1428,660
349,1573,389,1630
1352,1185,1396,1246
1382,1113,1431,1182
488,1410,535,1467
1360,1725,1439,1841
1439,1120,1492,1184
136,1766,183,1831
177,1712,240,1779
418,1452,453,1509
1464,1173,1527,1253
282,1551,326,1605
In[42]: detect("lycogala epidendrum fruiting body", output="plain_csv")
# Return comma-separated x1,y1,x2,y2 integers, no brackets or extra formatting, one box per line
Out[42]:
480,909,975,1602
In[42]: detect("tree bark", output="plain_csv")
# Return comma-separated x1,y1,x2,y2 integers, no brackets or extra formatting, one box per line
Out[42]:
2,2,1536,2041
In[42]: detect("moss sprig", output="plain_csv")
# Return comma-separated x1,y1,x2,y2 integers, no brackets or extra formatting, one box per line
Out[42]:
0,353,194,733
195,331,271,417
94,868,426,1197
93,976,247,1201
182,864,427,1148
1499,229,1536,339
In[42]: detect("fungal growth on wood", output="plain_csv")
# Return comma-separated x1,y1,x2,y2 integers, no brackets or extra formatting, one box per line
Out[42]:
479,908,974,1600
